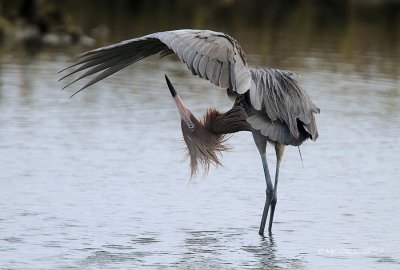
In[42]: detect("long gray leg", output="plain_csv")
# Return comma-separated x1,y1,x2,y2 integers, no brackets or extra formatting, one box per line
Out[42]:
252,132,273,236
268,144,285,233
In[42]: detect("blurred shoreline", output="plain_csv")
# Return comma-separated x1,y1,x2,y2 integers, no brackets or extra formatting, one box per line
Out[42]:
0,0,398,79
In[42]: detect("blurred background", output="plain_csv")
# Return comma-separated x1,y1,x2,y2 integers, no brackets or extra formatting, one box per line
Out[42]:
0,0,399,70
0,1,399,269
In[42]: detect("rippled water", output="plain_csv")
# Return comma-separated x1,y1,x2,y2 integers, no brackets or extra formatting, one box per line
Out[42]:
0,29,399,269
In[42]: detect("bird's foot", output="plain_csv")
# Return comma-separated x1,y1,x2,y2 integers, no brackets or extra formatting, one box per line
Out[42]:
259,188,274,236
268,191,277,234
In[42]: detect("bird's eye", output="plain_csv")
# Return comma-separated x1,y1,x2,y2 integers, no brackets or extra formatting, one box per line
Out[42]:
188,124,194,129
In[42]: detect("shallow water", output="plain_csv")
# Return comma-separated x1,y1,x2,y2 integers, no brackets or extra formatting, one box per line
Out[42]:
0,23,399,270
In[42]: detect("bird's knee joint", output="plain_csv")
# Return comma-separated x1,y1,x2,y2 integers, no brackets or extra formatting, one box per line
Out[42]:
271,196,277,205
265,189,277,204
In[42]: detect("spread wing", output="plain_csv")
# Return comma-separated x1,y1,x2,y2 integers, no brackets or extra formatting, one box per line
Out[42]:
60,29,251,97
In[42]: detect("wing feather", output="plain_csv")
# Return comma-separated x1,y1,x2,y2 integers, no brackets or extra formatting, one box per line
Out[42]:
219,61,230,89
198,55,209,79
160,32,175,45
187,51,197,75
211,61,222,85
169,37,181,52
192,53,202,75
206,60,216,83
175,41,187,62
182,46,192,63
60,29,251,95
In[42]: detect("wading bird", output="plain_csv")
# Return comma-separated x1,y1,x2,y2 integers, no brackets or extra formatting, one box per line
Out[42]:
60,29,319,235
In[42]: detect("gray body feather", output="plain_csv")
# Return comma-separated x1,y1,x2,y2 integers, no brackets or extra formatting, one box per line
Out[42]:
60,29,319,147
247,68,319,146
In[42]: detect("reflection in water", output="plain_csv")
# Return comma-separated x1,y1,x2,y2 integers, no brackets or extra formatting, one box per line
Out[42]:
244,235,306,269
244,235,279,269
78,230,299,269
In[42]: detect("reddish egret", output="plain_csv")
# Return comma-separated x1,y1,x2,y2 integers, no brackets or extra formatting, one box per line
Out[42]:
60,29,319,235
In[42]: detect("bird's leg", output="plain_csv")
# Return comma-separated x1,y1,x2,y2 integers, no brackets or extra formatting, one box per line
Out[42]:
259,151,274,236
268,144,285,233
252,132,273,236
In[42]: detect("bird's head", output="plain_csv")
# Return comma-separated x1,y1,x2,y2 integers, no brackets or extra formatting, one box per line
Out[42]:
165,75,230,177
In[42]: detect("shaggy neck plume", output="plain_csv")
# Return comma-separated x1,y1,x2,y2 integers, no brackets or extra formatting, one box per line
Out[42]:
183,103,251,177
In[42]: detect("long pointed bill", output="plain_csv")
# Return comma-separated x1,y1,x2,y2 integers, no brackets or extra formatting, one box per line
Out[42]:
165,75,194,128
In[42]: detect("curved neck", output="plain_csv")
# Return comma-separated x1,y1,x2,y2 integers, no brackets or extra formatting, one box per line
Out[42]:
204,103,251,135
